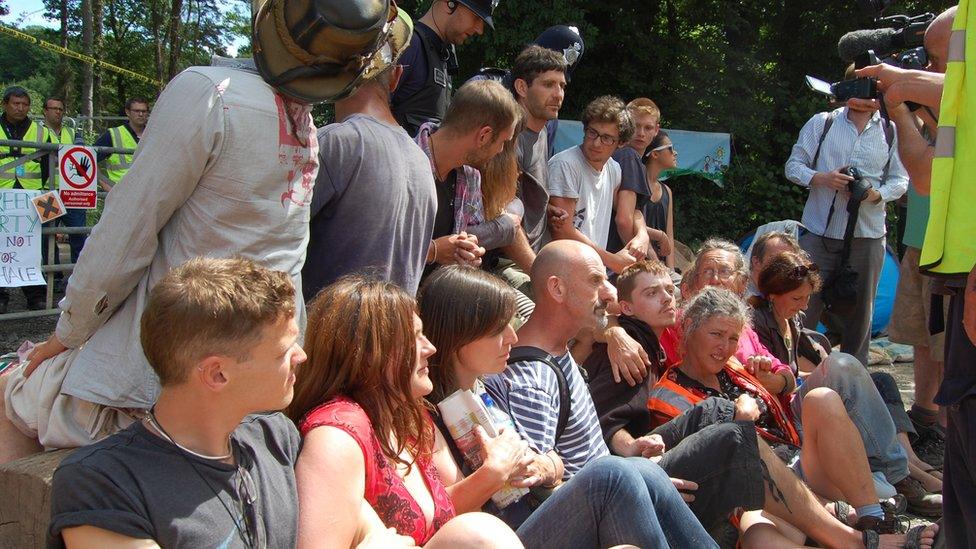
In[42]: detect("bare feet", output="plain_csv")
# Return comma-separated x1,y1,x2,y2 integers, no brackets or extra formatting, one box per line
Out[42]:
876,522,938,549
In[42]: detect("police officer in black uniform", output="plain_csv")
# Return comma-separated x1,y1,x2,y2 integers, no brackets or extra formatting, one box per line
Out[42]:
392,0,499,136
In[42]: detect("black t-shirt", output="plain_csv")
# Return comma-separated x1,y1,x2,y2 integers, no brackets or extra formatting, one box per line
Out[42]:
432,170,458,240
48,413,300,549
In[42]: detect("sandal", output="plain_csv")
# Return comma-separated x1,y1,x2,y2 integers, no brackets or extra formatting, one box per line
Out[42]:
832,500,853,526
902,523,942,549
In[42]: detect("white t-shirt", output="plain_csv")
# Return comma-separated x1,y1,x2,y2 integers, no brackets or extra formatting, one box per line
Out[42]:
547,145,621,249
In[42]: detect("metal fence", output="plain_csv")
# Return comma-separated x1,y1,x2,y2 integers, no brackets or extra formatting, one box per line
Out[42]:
1,138,135,321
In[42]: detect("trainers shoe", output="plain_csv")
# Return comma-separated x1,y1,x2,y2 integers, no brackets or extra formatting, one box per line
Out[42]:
912,427,946,469
895,476,943,517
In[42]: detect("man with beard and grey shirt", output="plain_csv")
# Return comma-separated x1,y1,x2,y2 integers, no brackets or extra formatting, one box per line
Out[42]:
487,45,570,296
302,63,436,299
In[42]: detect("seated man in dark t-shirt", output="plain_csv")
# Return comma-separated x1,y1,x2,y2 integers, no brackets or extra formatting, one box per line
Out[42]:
47,257,309,548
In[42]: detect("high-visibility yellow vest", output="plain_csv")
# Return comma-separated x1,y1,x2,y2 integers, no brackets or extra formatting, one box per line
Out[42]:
43,124,76,188
921,0,976,277
0,119,46,190
103,124,137,185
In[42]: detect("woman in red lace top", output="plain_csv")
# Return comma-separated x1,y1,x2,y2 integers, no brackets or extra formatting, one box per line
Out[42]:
286,277,522,548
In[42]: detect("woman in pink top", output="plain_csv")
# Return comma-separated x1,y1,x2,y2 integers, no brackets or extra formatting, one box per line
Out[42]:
286,277,522,548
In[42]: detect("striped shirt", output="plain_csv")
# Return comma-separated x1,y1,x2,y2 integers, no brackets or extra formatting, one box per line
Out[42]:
784,107,909,239
484,351,609,480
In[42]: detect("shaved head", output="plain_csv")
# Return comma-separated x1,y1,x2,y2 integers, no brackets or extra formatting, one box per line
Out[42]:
531,240,600,294
925,6,957,73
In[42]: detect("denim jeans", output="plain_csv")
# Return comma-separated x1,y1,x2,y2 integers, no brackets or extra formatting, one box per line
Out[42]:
792,352,910,487
516,456,716,549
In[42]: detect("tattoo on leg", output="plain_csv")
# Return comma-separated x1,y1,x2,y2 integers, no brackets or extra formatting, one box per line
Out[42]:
759,458,793,514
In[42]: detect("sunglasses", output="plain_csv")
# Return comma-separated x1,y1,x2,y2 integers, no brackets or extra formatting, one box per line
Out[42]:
792,264,820,277
236,454,261,547
650,143,676,154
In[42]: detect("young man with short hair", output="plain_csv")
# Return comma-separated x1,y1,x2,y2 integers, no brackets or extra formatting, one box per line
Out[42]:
48,257,307,548
415,79,521,270
547,95,648,274
609,98,673,266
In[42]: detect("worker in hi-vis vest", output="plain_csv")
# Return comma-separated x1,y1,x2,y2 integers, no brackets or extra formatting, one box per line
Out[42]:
0,87,47,190
42,96,88,264
94,97,148,189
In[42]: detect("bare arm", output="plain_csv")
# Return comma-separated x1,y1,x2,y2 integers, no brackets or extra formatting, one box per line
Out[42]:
500,227,537,273
296,426,371,549
549,196,636,273
887,103,935,195
614,190,639,242
62,526,159,549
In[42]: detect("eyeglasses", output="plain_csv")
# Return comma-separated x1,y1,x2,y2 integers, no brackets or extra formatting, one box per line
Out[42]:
584,127,620,146
792,264,820,277
129,109,150,115
651,143,676,155
702,266,735,280
237,462,260,548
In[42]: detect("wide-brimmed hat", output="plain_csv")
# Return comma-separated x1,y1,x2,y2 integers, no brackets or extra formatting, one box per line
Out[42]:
253,0,413,103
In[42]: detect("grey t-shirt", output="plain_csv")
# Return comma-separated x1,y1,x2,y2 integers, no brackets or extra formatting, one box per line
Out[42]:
515,128,551,252
48,413,300,549
303,114,436,298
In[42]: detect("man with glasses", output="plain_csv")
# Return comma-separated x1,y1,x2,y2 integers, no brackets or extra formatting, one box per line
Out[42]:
547,95,647,274
94,97,149,189
41,97,88,267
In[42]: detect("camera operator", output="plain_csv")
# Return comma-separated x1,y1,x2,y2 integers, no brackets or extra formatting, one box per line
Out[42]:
785,65,909,368
860,6,976,547
869,7,956,476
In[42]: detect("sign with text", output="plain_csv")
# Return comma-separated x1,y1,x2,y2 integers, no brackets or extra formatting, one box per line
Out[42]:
58,145,98,209
0,190,44,287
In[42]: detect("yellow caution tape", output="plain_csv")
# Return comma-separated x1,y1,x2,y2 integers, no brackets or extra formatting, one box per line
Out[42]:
0,24,164,87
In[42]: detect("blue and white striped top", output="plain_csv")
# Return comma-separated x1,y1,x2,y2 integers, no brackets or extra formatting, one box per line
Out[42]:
484,351,609,480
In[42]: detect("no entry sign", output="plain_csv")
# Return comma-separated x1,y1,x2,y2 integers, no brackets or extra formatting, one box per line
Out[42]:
58,145,97,209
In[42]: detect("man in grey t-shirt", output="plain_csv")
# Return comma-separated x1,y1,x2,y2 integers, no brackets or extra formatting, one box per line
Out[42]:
303,65,436,299
49,258,308,548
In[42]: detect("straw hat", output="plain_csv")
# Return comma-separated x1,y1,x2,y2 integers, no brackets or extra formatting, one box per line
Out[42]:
253,0,413,103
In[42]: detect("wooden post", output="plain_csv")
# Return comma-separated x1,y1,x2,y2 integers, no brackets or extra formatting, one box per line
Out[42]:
0,449,72,548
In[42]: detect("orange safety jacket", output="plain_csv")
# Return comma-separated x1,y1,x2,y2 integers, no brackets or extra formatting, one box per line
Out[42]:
647,358,801,448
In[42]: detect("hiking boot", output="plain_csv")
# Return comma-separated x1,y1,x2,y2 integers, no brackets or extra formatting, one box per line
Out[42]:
912,426,946,469
853,509,905,535
895,476,943,517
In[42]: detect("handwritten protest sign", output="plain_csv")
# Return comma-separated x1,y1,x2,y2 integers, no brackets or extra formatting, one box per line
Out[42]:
0,190,44,287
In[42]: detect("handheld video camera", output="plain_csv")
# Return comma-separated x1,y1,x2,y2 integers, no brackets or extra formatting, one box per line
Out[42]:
805,75,878,102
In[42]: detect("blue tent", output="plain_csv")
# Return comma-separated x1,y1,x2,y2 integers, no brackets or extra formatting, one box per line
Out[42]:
738,227,899,335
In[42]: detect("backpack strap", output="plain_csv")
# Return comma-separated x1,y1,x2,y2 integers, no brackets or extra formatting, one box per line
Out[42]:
507,346,571,442
811,110,838,169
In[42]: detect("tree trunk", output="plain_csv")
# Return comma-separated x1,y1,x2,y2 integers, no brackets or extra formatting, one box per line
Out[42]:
54,0,72,107
92,0,104,117
150,0,164,82
165,0,184,80
80,0,94,132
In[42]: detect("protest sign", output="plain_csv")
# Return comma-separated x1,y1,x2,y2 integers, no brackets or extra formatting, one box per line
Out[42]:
0,190,44,287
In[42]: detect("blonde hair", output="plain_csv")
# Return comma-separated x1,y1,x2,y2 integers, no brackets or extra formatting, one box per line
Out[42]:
479,114,524,218
627,97,661,121
440,80,520,139
140,257,296,386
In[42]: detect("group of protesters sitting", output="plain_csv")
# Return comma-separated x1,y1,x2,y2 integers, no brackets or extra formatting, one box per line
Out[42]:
43,237,942,548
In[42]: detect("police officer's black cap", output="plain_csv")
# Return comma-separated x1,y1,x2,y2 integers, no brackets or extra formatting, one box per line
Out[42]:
455,0,499,29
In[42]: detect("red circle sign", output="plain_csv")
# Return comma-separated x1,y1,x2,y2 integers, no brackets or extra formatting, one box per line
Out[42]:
59,146,97,189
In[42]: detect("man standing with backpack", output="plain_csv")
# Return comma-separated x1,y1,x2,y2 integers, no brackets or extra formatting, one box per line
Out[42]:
785,89,909,367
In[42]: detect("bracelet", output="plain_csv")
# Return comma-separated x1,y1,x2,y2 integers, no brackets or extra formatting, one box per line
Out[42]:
543,453,560,487
427,239,437,265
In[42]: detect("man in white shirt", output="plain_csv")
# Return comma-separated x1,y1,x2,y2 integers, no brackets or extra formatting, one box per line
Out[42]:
548,95,648,274
784,96,909,365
